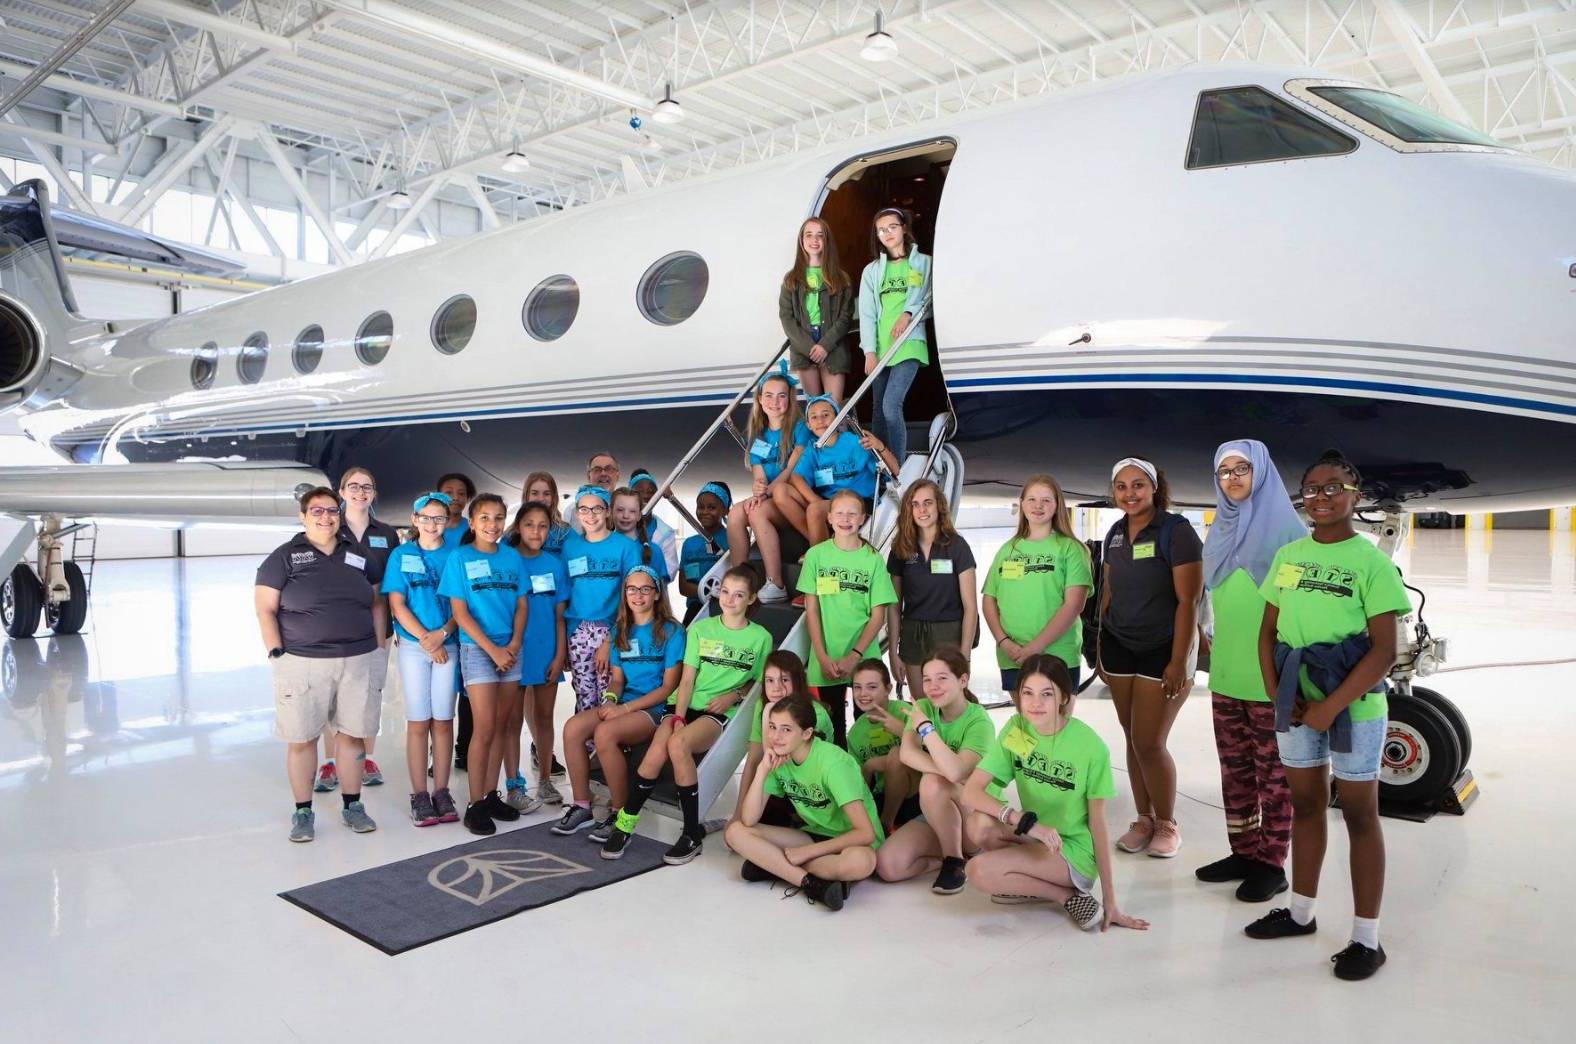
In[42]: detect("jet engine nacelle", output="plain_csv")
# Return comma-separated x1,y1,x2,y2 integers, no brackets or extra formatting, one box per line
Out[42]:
0,291,47,410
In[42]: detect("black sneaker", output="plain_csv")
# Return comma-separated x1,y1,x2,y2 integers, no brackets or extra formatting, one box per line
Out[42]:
1195,853,1255,883
1236,862,1290,903
663,832,704,865
482,790,520,822
740,860,774,883
530,743,567,777
1331,941,1386,981
798,873,847,911
463,802,496,836
931,856,967,895
600,828,633,861
1245,907,1317,939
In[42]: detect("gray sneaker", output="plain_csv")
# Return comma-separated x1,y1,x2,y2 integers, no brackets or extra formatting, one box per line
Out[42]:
432,787,459,823
289,808,315,843
550,804,595,835
537,777,564,805
341,801,377,833
410,791,439,827
587,810,618,843
505,782,544,814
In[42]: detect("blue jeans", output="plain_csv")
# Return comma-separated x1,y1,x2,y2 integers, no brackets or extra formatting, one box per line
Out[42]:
869,358,920,465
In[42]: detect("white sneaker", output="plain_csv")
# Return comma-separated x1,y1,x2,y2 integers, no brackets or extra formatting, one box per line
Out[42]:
537,777,565,805
758,580,789,603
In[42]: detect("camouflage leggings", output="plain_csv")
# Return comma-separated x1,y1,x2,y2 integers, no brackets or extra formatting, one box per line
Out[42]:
1211,692,1291,868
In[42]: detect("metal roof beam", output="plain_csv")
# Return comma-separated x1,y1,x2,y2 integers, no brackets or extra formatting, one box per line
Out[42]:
0,112,116,156
135,0,297,54
244,120,353,264
0,57,184,117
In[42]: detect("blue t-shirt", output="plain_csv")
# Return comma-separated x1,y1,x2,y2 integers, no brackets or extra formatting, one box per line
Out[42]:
609,619,687,700
795,430,878,499
437,542,528,645
545,522,570,555
624,535,672,587
561,530,643,628
517,549,569,685
748,420,813,484
380,542,456,642
680,530,728,605
441,518,469,550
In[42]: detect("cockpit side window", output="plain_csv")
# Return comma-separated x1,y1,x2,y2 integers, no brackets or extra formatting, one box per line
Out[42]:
1186,86,1357,170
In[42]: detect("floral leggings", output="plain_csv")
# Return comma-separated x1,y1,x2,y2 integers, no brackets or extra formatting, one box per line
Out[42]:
568,621,613,714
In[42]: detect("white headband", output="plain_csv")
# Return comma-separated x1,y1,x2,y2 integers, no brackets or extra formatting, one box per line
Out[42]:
1111,457,1158,485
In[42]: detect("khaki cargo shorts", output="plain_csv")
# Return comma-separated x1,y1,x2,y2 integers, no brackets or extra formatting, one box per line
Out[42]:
272,649,382,743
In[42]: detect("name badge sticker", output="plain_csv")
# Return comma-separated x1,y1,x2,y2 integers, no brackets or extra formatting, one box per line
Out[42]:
400,556,425,574
368,536,389,549
344,552,367,571
627,639,641,658
749,438,773,461
699,638,724,659
1002,727,1036,759
816,575,841,596
814,467,835,488
1132,542,1156,561
1275,563,1306,589
465,559,491,580
530,572,556,594
1000,560,1025,580
929,558,953,575
567,557,589,577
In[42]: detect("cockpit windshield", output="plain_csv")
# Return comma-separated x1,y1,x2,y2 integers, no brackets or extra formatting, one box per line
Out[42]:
1305,86,1507,150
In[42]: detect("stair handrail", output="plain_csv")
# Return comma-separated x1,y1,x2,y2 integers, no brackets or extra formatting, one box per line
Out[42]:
816,295,933,450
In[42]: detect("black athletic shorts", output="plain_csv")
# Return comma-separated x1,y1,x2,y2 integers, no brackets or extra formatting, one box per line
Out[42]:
661,707,728,729
1098,629,1170,682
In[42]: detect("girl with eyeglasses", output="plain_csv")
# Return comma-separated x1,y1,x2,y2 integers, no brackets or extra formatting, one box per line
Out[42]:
554,565,686,840
501,502,570,811
962,655,1149,932
856,207,932,467
1243,450,1409,982
561,486,643,721
437,494,531,835
601,566,772,866
727,371,810,604
1099,457,1204,861
382,492,461,827
1195,440,1306,904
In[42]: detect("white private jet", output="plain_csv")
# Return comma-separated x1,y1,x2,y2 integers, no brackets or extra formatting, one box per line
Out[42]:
4,62,1533,811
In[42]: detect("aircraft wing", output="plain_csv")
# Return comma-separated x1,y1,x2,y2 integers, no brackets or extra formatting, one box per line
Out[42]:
0,460,325,525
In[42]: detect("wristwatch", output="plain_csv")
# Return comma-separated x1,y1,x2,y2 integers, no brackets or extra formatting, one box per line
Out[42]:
268,647,286,659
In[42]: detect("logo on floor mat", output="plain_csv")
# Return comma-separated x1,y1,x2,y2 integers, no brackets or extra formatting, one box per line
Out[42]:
428,849,592,907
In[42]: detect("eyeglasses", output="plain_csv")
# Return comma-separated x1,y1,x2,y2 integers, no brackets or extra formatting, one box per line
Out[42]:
1300,482,1361,499
576,504,607,515
588,464,617,475
876,223,903,235
413,514,449,525
306,506,341,518
624,585,658,596
1216,463,1252,480
342,483,375,494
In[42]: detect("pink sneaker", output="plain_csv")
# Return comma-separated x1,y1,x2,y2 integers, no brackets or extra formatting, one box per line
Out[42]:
1148,819,1182,859
1115,814,1154,853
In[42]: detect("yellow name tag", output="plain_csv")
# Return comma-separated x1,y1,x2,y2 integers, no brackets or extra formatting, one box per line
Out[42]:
816,575,840,596
1132,542,1156,561
1000,560,1025,580
1002,727,1035,759
1275,563,1306,589
699,638,723,658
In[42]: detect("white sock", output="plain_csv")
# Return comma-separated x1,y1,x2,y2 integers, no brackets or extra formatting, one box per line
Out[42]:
1351,916,1380,949
1289,891,1316,926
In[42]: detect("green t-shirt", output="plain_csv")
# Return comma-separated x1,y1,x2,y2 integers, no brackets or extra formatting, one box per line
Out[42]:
981,534,1093,669
750,697,834,744
797,540,898,685
1207,568,1270,702
805,267,823,327
876,257,929,367
673,615,774,720
847,700,911,789
1259,536,1412,722
905,696,1002,798
764,738,885,848
980,715,1114,880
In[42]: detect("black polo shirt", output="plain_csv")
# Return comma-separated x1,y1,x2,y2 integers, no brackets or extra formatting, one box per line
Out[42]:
255,532,384,657
886,533,977,622
1101,513,1202,651
340,516,401,576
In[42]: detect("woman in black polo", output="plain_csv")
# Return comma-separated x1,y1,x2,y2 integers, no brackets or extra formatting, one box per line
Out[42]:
255,486,388,843
318,465,402,790
1098,457,1203,861
886,479,976,695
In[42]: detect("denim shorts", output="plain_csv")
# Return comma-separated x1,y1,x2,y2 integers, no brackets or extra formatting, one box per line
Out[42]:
397,638,459,721
1276,716,1386,782
459,642,521,686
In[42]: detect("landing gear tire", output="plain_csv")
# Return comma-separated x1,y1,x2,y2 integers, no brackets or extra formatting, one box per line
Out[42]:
1410,685,1472,770
2,564,44,639
44,561,88,635
1380,693,1463,805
